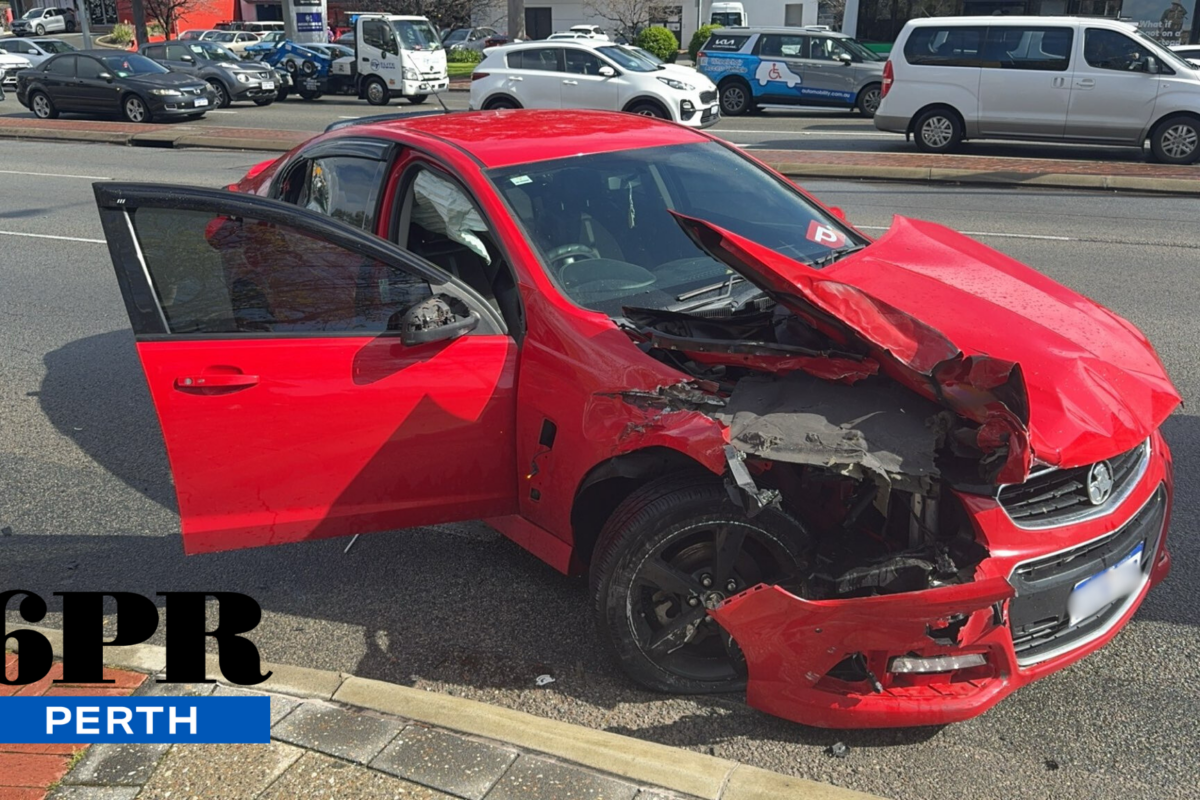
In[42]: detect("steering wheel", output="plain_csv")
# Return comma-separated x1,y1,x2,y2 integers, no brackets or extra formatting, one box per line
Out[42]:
559,258,657,295
546,242,602,273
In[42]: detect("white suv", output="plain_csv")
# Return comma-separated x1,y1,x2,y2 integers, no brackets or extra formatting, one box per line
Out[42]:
470,40,719,128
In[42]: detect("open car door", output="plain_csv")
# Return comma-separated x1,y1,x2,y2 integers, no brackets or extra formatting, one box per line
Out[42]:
95,183,518,554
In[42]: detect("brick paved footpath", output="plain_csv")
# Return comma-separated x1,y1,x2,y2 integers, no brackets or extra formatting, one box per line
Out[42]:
1,655,147,800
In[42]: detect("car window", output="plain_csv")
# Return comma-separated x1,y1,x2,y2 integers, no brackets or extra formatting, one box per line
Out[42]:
1084,29,1151,71
488,142,864,315
599,45,657,72
564,49,605,75
163,44,187,59
508,48,563,71
0,40,26,54
810,37,854,61
129,207,432,334
903,26,985,67
758,34,806,58
100,53,169,76
704,33,750,52
983,27,1072,71
284,156,388,231
38,40,75,54
44,55,75,75
75,56,104,79
445,29,468,43
362,19,393,50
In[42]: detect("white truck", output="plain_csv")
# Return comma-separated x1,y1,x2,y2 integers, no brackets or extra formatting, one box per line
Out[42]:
283,13,448,105
709,2,747,26
705,1,819,29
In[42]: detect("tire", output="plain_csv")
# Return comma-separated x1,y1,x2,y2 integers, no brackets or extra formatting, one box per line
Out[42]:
35,24,45,35
590,475,810,694
406,93,427,104
856,82,882,117
276,89,289,102
284,60,298,74
364,76,389,106
300,60,317,76
123,94,151,123
719,78,752,116
298,89,322,101
1150,115,1200,165
208,79,230,108
30,91,58,119
483,96,520,110
913,107,963,154
629,101,668,119
253,97,274,106
67,21,75,32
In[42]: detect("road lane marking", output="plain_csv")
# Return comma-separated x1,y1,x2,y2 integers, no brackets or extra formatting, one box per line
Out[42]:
207,110,238,114
0,169,111,180
857,225,1075,241
0,230,105,244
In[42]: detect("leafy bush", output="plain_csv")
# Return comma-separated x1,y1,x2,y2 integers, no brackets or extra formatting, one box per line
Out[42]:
689,23,722,62
446,47,483,64
109,22,134,45
634,26,678,63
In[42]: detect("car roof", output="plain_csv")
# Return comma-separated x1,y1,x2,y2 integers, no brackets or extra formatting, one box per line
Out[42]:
717,26,853,38
501,37,609,50
345,110,708,169
903,14,1136,28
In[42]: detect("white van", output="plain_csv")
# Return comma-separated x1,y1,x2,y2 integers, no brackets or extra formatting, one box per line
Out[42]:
874,16,1200,164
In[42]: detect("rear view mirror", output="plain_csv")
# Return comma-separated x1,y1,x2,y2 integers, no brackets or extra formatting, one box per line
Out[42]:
389,296,480,346
599,65,615,77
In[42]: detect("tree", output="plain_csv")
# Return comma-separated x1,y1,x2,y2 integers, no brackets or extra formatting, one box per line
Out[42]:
330,0,508,33
142,0,217,38
584,0,669,41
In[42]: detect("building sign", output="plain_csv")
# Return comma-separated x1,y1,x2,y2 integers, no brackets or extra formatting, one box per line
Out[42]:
296,10,323,31
1125,0,1197,44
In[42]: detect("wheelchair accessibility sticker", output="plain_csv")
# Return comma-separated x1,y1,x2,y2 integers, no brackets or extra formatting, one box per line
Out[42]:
756,60,802,88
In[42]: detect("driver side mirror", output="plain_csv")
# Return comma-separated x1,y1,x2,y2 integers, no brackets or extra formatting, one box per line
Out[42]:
388,297,480,346
828,206,847,221
181,54,194,62
598,65,616,77
98,71,113,82
836,52,853,65
1144,55,1160,74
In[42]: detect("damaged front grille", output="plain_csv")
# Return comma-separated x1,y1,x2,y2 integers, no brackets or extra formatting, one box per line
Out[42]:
1008,484,1165,663
998,439,1149,529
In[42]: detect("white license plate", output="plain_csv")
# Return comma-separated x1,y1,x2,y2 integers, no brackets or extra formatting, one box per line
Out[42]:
262,81,275,90
193,98,209,107
1067,543,1143,625
304,79,319,89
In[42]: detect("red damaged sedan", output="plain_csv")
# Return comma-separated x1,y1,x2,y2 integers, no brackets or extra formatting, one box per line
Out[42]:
94,110,1179,728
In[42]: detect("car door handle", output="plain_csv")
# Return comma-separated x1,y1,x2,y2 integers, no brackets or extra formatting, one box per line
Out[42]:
508,76,523,81
562,79,579,85
175,374,259,391
1075,79,1095,88
362,57,369,62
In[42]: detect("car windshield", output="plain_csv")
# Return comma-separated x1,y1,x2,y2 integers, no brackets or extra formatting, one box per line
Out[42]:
209,32,236,42
21,9,45,18
193,42,238,61
1134,30,1197,70
392,20,441,50
598,45,658,71
444,29,469,43
838,37,884,62
100,53,169,77
488,142,865,315
35,40,74,53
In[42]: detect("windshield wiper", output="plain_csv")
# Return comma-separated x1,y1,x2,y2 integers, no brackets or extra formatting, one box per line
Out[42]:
676,273,744,301
809,244,866,270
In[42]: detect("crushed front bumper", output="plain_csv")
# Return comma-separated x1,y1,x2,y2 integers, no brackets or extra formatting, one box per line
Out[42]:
711,432,1173,728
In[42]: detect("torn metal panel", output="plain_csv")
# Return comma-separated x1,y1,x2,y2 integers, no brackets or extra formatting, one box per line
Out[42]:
716,373,949,494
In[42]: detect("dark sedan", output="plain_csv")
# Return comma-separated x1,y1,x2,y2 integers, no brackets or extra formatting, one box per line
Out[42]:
16,51,215,123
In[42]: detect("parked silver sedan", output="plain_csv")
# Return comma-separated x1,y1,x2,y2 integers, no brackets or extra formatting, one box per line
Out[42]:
0,37,76,68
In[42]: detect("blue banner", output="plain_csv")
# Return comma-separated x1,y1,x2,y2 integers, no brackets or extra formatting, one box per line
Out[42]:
0,697,270,743
296,12,325,33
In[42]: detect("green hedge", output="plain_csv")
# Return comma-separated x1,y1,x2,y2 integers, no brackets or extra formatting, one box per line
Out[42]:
447,48,483,64
689,23,722,62
634,26,678,63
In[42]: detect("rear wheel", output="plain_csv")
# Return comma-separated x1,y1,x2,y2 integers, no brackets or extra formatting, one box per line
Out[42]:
208,79,230,108
913,107,963,154
483,96,519,110
364,76,389,106
719,78,752,116
406,94,428,104
31,91,58,119
629,101,668,119
856,82,882,117
1150,115,1200,165
591,476,809,694
123,94,151,123
298,89,322,101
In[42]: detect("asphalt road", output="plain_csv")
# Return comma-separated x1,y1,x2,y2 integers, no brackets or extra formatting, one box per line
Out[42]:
2,141,1198,800
0,55,1159,163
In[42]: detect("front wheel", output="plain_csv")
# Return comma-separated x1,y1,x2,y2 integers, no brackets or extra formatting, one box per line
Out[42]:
298,89,322,101
591,476,809,694
913,107,963,154
208,80,230,108
1150,115,1200,165
406,93,427,104
123,94,151,123
364,76,389,106
275,88,289,102
253,97,274,106
856,82,882,117
628,101,668,119
35,24,45,35
719,79,752,116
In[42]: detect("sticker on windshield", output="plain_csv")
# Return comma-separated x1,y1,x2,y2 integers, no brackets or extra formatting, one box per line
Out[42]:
806,221,846,248
509,175,532,185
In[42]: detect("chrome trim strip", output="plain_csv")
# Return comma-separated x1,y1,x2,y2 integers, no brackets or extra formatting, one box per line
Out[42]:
1010,484,1164,668
998,438,1151,530
124,211,170,333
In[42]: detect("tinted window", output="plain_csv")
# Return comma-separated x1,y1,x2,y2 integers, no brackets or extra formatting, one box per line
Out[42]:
903,26,986,67
704,33,749,51
508,48,562,71
44,55,75,75
142,45,164,58
164,44,191,60
1084,29,1154,71
100,53,169,76
983,27,1072,71
0,40,28,54
75,57,104,79
758,34,806,57
294,157,388,231
362,20,392,50
488,142,863,315
131,207,432,334
810,37,855,61
38,40,76,54
564,49,604,75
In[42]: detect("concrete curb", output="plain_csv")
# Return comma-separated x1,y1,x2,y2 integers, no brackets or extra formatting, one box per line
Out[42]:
10,625,883,800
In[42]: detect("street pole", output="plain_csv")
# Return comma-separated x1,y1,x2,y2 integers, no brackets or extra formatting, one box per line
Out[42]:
1190,0,1200,44
76,0,92,49
131,0,149,50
